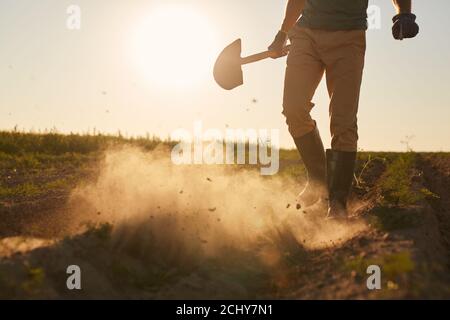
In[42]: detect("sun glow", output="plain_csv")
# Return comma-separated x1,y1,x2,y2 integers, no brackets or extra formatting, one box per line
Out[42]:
132,5,218,89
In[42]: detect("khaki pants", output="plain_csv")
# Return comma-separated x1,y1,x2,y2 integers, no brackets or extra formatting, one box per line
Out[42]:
283,26,366,152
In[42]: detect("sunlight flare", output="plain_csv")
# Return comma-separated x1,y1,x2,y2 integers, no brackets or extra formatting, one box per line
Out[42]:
131,5,219,89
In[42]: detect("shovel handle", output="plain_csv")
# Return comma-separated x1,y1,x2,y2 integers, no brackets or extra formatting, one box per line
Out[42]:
241,45,291,65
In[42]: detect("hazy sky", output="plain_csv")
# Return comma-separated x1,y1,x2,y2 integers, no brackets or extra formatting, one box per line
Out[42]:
0,0,449,151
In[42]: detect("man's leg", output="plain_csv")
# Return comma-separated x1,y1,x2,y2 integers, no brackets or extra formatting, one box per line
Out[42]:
322,30,366,218
283,27,327,208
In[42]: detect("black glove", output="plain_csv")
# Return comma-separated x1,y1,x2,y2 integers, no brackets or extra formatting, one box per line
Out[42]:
268,30,288,58
392,13,419,40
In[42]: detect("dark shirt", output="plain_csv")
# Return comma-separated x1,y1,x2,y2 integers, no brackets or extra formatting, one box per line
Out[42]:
297,0,369,30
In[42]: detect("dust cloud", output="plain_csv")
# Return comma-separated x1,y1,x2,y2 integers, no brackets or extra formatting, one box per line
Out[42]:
69,146,367,265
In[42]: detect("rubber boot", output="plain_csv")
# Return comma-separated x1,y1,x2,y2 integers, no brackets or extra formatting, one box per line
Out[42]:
326,149,357,219
293,125,327,208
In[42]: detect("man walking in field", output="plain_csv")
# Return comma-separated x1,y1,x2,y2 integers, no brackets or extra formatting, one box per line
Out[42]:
268,0,419,219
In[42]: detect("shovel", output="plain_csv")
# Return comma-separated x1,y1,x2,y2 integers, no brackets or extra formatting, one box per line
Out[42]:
213,39,290,90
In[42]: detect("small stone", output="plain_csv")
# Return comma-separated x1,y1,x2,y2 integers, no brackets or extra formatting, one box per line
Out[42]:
296,203,302,210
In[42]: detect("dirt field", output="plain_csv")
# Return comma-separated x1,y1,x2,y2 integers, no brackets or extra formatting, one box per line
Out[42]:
0,132,449,299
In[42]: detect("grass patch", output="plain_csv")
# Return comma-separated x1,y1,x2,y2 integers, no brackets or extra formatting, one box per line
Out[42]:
0,182,41,199
346,251,415,281
368,206,423,231
0,151,96,170
382,252,415,278
0,178,77,200
379,153,424,206
0,131,165,155
21,265,45,295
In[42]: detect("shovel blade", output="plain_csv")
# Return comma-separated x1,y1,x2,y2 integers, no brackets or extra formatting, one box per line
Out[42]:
213,39,243,90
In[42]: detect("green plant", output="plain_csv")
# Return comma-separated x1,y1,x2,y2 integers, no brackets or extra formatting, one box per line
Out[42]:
379,153,424,206
368,206,423,231
21,265,45,294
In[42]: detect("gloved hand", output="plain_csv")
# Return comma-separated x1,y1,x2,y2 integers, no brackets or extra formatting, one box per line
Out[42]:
268,30,288,58
392,13,419,40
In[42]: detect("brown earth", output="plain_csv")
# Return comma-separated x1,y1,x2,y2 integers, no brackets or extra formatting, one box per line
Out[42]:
0,150,449,299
